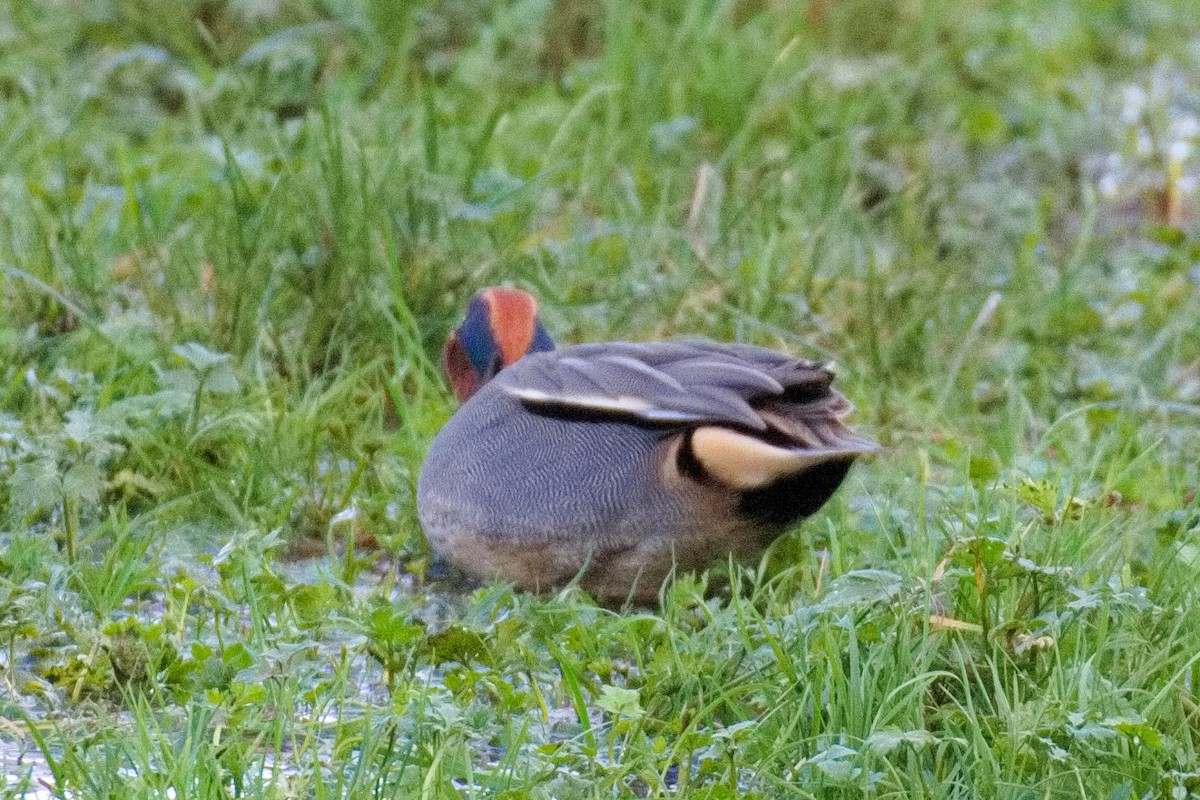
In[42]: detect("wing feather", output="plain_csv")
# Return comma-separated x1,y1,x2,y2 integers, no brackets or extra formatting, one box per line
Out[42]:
495,340,838,433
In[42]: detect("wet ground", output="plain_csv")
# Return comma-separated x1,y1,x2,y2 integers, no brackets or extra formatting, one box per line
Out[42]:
4,57,1200,798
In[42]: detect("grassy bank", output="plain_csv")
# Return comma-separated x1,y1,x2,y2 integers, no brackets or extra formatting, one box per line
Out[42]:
3,1,1200,797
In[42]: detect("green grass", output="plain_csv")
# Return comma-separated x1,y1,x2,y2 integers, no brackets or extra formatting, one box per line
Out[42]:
3,0,1200,797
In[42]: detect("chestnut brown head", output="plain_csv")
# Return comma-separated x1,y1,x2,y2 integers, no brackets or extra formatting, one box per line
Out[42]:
441,287,555,402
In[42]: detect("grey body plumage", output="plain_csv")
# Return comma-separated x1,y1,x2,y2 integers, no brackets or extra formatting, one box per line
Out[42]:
417,337,876,605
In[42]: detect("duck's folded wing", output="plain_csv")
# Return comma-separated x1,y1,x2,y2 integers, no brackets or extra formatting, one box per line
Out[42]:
494,341,863,435
497,340,879,490
495,342,777,428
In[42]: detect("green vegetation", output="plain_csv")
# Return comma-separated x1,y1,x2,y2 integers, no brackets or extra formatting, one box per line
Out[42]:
3,0,1200,796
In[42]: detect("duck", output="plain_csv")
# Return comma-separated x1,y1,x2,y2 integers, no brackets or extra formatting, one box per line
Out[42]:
416,287,877,605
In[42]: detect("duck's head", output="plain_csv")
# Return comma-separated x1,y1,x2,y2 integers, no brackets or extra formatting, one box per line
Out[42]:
442,287,555,402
